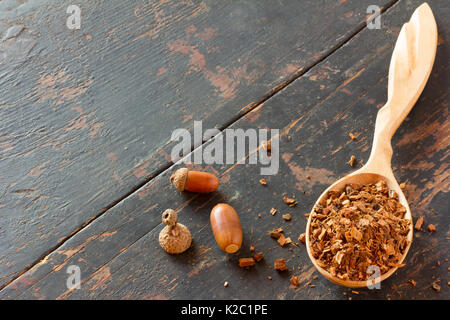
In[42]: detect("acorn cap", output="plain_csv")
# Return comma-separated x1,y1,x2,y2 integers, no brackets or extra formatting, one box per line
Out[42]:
159,209,192,254
170,168,188,191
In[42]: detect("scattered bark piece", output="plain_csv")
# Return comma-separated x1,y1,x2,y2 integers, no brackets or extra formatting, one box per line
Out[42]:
282,214,292,221
270,231,282,239
313,275,318,280
347,155,356,167
283,196,297,206
409,279,417,286
250,245,255,252
432,282,441,292
270,208,277,216
290,276,300,286
277,234,291,247
427,224,436,232
349,132,357,140
414,216,424,230
224,281,229,287
267,276,272,280
351,290,359,295
304,213,310,219
437,260,440,266
270,228,283,239
258,213,262,218
306,175,311,180
238,258,255,268
298,233,306,244
277,234,286,246
274,258,288,271
252,252,264,262
259,179,267,186
399,182,406,189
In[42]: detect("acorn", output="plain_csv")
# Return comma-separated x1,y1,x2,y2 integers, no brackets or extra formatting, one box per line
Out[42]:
170,168,219,193
210,203,243,253
158,209,191,254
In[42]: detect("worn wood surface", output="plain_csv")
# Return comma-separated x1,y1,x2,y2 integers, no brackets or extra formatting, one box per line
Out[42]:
0,0,397,288
0,0,448,299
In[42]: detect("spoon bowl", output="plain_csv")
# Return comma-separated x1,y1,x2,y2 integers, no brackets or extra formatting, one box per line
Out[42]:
305,3,437,288
305,171,412,288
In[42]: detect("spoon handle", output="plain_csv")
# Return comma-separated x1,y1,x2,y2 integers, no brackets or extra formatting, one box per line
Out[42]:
363,3,438,180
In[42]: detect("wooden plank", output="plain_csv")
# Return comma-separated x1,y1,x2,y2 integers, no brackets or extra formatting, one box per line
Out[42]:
1,0,447,299
0,0,396,287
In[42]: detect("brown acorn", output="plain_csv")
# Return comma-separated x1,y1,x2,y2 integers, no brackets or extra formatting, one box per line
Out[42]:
170,168,219,193
210,203,243,253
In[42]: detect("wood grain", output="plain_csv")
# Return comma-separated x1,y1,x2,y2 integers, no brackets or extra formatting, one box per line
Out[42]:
0,0,396,288
1,0,447,299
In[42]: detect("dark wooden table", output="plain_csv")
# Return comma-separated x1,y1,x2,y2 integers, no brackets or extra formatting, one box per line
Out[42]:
0,0,448,300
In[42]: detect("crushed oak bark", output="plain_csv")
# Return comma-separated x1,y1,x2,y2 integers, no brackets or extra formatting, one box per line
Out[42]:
239,258,255,268
309,180,411,281
252,252,264,262
274,258,288,271
283,196,297,207
414,216,424,230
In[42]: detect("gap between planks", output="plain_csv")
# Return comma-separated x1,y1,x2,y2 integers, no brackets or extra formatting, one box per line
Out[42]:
0,0,400,292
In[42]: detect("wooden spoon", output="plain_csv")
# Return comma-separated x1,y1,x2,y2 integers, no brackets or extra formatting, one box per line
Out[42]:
305,3,438,288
